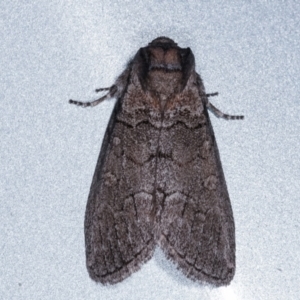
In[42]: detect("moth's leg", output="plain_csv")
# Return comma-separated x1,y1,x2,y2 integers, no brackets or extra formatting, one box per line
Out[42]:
95,87,110,93
69,85,117,108
207,100,244,120
206,92,219,97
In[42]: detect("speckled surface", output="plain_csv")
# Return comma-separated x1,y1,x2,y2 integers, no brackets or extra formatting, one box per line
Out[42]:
1,1,299,299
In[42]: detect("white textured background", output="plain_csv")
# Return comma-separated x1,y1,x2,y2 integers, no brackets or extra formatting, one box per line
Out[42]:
1,1,299,299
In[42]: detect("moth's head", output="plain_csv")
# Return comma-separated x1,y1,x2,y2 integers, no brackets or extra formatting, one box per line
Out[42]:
148,37,177,47
145,37,189,72
134,37,195,91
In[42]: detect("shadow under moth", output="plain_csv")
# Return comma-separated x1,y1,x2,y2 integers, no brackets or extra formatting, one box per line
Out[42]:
69,37,243,286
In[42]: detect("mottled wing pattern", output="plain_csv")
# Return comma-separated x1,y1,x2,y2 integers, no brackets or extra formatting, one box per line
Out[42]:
158,76,235,286
73,37,238,286
84,95,158,284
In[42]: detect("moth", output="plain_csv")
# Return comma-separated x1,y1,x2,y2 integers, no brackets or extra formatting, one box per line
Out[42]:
69,37,243,286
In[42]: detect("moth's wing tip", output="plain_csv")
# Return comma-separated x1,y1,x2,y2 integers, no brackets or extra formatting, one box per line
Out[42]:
86,241,156,285
159,234,235,286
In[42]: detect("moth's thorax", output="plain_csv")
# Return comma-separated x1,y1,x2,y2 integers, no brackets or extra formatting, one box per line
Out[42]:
146,70,183,99
136,38,194,105
145,45,185,104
